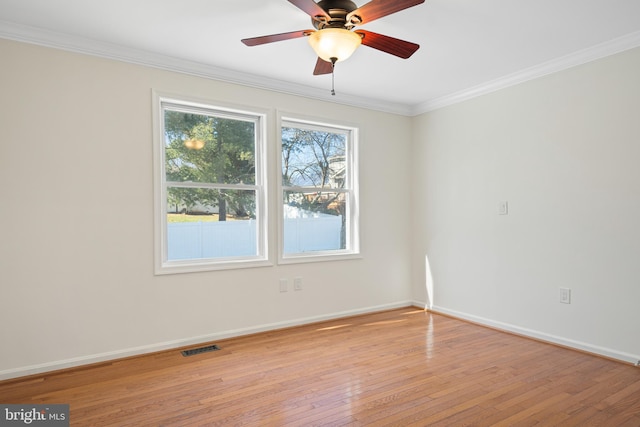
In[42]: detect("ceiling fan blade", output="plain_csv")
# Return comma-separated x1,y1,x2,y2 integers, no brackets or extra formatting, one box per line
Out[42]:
313,57,333,75
240,30,315,46
356,30,420,59
288,0,330,20
347,0,425,25
241,30,314,46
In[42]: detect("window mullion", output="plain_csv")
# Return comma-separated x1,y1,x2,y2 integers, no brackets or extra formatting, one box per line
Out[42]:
167,181,259,191
281,186,349,193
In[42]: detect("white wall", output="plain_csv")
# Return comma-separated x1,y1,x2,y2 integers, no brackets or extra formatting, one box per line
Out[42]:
0,39,414,379
4,37,638,380
411,47,640,363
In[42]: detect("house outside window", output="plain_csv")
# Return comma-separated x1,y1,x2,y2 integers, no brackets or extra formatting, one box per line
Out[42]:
153,94,268,274
279,116,360,262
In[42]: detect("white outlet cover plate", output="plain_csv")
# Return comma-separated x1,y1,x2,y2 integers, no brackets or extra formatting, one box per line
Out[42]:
498,201,508,215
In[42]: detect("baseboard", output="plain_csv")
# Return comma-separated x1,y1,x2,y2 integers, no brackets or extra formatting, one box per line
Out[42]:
0,301,414,381
412,300,428,310
430,305,640,366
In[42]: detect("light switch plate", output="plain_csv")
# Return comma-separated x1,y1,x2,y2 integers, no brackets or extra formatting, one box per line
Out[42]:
559,287,571,304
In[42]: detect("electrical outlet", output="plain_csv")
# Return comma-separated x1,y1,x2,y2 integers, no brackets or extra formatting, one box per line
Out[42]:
498,201,508,215
559,287,571,304
294,277,303,291
279,278,288,293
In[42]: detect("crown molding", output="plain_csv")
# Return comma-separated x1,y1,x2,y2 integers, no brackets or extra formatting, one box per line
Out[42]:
2,20,640,118
0,20,413,116
411,30,640,116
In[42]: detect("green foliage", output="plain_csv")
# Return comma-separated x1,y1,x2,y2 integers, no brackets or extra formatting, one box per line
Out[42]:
164,110,257,219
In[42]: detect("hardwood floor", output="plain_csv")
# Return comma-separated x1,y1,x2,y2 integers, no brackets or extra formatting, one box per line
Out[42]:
1,308,639,426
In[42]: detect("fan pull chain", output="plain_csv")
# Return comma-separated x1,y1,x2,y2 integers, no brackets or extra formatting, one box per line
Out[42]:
330,57,337,96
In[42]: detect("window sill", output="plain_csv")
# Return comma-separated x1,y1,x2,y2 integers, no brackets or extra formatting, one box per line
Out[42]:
155,258,273,275
278,251,362,265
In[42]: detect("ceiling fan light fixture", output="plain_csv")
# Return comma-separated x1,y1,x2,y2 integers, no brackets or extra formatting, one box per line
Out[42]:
308,28,361,62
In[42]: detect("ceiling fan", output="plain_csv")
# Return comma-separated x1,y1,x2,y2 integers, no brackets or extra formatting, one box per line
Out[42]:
241,0,425,94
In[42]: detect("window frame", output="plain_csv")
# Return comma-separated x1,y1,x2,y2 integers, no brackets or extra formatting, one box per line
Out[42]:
152,91,270,274
277,113,360,264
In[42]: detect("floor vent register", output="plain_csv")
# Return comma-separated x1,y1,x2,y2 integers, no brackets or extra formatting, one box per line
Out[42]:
181,344,221,357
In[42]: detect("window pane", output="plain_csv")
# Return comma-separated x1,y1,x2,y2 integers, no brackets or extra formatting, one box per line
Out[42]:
281,127,346,189
283,190,347,254
164,110,256,185
166,188,257,260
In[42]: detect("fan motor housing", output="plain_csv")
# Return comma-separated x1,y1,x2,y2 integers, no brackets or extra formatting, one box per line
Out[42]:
314,0,360,29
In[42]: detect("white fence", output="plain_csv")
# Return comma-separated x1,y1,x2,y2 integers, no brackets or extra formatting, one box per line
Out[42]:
283,216,342,254
167,216,342,260
167,220,256,260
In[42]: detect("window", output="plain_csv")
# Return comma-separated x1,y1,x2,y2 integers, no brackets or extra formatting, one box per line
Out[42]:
279,116,359,261
153,93,268,273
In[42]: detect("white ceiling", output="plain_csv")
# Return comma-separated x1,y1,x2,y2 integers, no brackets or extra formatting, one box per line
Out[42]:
2,0,640,115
